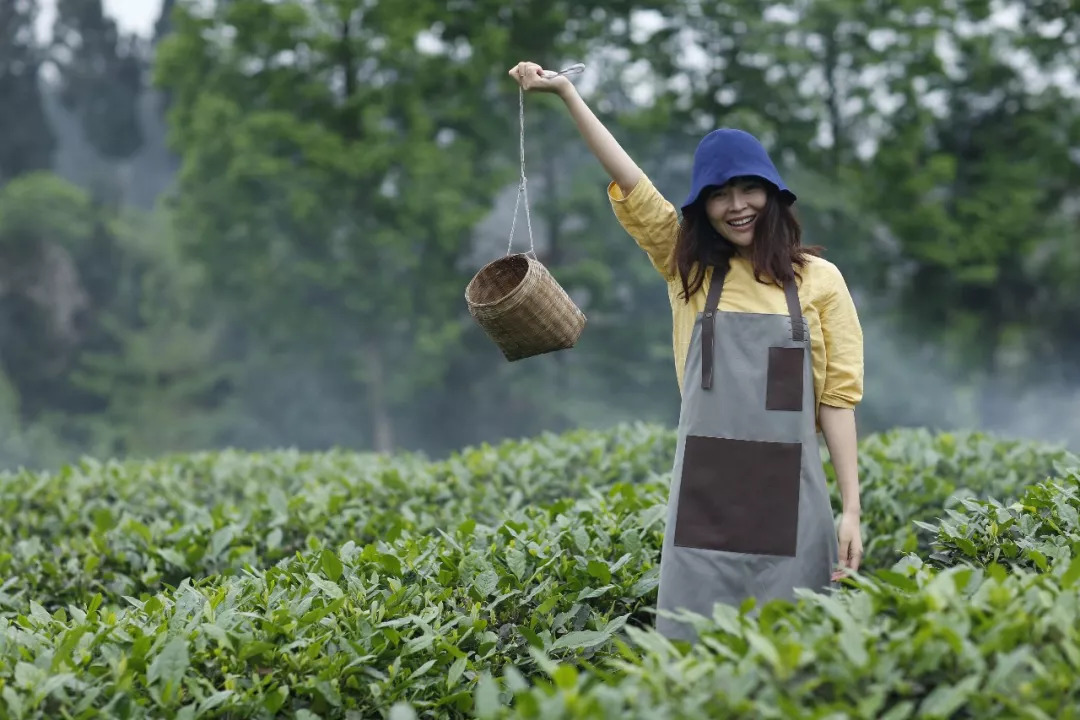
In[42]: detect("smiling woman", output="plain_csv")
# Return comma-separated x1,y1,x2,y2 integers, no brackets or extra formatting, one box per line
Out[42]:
509,60,866,645
674,159,816,303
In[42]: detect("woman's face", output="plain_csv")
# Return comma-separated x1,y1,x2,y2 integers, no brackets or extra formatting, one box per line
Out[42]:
704,177,768,248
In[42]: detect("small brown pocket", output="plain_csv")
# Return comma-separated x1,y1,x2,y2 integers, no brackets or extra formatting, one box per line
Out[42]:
766,346,804,411
674,435,801,557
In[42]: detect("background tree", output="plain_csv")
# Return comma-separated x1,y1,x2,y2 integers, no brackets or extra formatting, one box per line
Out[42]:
855,1,1080,421
153,0,673,453
0,0,1076,469
0,0,56,183
0,173,94,422
50,0,147,206
66,206,236,460
51,0,145,161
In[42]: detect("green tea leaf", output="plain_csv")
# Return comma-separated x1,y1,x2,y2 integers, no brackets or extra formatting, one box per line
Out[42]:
917,674,980,717
473,568,499,597
447,656,467,688
550,629,610,651
587,560,611,584
307,573,344,599
506,547,527,581
198,691,234,713
572,526,591,553
1062,554,1080,587
474,672,500,719
147,637,189,688
389,703,418,720
321,549,344,581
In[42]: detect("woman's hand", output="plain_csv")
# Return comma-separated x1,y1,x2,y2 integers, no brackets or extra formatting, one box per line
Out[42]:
506,60,642,195
832,511,863,581
508,61,572,98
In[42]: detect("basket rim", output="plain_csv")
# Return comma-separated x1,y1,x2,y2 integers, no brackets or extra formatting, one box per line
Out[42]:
464,253,539,309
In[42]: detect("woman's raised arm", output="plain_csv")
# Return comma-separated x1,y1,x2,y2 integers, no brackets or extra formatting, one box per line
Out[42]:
508,61,642,196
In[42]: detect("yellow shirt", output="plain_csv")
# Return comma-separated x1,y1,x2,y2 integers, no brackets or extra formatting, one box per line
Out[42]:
608,174,864,422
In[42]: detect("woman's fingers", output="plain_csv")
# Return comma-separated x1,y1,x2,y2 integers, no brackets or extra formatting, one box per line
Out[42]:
507,61,553,91
508,61,533,82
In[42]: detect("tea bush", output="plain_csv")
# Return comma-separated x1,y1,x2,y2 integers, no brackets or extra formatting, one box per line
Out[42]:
486,560,1080,720
0,423,1075,718
834,427,1076,565
918,468,1080,573
0,424,673,612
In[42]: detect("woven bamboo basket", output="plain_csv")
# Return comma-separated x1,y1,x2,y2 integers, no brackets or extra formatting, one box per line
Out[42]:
465,253,586,362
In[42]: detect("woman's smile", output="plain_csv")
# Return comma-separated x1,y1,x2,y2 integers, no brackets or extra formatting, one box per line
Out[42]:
727,214,757,231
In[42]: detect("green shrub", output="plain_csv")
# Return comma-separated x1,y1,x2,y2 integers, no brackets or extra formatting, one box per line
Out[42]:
0,470,666,717
917,468,1080,574
4,423,1071,614
489,560,1080,720
0,424,673,612
0,423,1075,719
835,428,1076,569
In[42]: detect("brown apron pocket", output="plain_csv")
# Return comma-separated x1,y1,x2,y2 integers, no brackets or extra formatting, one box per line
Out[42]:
766,346,804,411
674,435,801,556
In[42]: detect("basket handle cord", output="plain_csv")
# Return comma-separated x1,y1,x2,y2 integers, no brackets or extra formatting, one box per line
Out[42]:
506,63,586,258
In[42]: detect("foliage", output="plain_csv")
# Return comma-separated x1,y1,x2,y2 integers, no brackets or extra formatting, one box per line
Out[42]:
0,0,56,182
0,171,235,468
0,424,1077,717
3,423,1071,612
1,0,1080,464
839,427,1077,563
2,0,1080,709
0,424,670,612
0,489,657,718
491,465,1080,720
0,172,96,423
51,0,147,163
626,0,1080,391
493,562,1080,720
150,0,674,454
0,424,671,717
0,171,95,253
63,206,236,461
918,469,1080,574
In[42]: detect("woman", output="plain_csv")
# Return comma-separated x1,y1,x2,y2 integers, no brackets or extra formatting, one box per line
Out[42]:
509,61,865,643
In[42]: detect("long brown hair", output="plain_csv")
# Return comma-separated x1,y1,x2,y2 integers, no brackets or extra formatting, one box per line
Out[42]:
671,179,822,302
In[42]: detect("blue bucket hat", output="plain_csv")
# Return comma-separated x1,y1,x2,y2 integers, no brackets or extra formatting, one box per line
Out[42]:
681,128,795,212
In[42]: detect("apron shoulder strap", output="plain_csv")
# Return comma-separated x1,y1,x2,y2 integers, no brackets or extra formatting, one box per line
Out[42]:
783,278,805,342
701,265,804,391
701,264,726,390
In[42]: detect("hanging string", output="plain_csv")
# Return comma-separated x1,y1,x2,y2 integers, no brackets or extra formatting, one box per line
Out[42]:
506,63,585,258
542,63,585,80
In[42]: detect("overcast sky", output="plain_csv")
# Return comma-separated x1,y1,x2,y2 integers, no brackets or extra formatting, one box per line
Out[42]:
38,0,164,39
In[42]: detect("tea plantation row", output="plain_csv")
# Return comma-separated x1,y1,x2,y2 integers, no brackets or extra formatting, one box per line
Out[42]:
0,424,1076,719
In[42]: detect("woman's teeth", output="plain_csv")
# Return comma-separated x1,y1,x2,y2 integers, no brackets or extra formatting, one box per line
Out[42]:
728,215,755,228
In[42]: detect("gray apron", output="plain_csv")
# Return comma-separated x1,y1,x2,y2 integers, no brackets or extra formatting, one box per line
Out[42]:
655,262,838,643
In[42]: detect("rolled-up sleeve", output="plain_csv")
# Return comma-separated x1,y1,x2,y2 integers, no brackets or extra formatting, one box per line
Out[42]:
607,175,679,281
818,263,864,408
